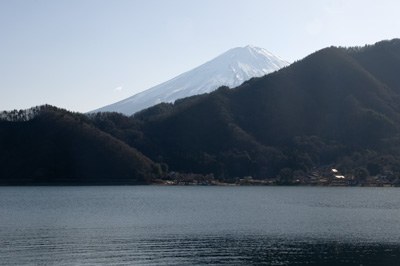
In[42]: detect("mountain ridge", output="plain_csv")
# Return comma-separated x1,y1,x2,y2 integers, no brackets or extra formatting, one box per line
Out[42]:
117,39,400,179
91,45,289,115
0,106,163,185
2,39,400,184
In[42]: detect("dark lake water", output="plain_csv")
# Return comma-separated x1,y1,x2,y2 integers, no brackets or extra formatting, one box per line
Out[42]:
0,186,399,265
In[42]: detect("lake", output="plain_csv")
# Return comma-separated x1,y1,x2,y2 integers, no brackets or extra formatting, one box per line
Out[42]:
0,186,399,265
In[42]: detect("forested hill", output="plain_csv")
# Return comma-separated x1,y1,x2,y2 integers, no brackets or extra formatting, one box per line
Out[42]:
2,39,400,184
0,106,163,185
116,39,400,180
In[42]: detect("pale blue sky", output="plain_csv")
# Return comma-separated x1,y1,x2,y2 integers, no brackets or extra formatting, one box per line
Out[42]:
1,0,399,112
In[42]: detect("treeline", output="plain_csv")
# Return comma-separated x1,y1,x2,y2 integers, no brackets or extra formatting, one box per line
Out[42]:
0,105,48,122
89,39,400,181
0,107,163,185
2,39,400,184
89,111,400,181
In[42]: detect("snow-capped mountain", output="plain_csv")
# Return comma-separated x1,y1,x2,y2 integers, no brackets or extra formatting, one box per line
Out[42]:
91,45,289,115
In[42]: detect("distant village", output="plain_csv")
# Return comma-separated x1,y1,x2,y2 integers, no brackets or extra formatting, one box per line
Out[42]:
155,167,400,187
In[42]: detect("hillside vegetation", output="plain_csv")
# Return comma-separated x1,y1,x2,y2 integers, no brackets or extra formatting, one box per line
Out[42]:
2,39,400,184
0,106,162,184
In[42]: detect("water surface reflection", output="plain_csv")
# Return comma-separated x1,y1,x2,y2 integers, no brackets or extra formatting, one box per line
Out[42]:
1,186,400,265
1,228,399,265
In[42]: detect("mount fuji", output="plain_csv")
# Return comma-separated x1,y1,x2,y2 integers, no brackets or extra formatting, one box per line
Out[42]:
91,45,289,115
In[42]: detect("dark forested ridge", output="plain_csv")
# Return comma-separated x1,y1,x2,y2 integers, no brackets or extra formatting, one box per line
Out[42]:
2,39,400,185
117,39,400,182
0,106,162,185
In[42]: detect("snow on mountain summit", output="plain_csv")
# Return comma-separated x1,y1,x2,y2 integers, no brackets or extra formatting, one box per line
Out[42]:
91,46,289,115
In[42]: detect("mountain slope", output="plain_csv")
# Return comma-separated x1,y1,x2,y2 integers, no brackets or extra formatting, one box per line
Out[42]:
0,106,162,185
345,39,400,92
92,45,289,115
108,39,400,179
3,39,400,184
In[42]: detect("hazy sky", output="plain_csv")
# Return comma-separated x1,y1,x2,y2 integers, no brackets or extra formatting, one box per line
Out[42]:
1,0,399,112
